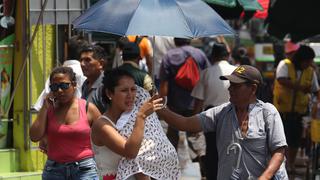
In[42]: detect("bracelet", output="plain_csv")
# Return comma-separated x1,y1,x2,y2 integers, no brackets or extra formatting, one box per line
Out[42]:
161,104,167,109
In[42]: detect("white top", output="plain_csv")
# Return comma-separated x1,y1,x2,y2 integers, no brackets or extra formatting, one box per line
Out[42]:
92,115,122,177
191,60,236,107
116,86,180,180
33,60,87,111
276,60,319,92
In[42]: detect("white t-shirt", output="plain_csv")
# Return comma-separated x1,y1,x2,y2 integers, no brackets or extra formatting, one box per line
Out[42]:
191,60,236,107
276,60,319,92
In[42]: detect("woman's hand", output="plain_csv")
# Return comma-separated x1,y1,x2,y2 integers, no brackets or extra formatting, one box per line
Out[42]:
138,95,165,118
43,92,56,110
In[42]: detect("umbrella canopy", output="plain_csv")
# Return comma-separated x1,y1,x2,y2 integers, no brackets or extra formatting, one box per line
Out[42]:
266,0,320,42
72,0,235,38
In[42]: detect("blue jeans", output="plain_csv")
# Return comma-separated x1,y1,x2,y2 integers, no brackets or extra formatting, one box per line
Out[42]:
42,157,99,180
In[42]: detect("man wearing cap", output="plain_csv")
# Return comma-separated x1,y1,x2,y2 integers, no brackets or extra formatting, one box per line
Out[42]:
157,65,288,179
273,45,319,173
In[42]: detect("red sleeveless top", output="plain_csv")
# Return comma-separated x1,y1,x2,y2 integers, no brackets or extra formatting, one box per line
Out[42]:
47,98,93,163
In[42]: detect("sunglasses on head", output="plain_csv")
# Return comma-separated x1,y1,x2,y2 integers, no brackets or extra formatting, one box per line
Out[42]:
49,82,72,92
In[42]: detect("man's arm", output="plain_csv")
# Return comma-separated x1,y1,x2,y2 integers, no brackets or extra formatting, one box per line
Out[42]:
259,147,286,180
159,80,168,97
157,107,202,133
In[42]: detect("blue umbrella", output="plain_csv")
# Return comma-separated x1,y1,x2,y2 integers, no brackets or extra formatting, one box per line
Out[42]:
72,0,235,38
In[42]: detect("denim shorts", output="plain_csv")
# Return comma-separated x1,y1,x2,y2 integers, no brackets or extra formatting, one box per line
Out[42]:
42,157,99,180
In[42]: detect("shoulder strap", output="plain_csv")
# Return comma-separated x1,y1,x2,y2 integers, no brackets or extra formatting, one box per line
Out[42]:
86,100,89,113
100,115,117,128
181,47,199,65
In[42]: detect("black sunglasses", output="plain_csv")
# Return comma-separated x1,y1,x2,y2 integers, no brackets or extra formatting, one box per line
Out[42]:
49,82,72,92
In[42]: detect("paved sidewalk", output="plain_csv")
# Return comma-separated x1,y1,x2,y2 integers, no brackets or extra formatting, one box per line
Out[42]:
180,161,201,180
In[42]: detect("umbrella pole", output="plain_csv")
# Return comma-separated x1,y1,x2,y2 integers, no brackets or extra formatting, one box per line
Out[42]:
152,36,156,92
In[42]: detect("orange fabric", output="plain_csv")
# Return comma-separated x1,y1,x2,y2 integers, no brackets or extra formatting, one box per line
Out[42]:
127,35,152,58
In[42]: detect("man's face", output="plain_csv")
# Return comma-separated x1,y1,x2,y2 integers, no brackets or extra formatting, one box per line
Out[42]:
80,51,104,78
228,82,255,105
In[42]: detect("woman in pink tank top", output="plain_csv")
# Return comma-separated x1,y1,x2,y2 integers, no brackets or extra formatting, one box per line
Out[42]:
30,67,101,180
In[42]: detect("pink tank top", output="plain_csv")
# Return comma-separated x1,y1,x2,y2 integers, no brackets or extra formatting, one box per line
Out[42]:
47,98,93,163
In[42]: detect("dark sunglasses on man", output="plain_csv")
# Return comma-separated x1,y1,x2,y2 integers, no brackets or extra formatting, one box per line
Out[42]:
49,82,72,92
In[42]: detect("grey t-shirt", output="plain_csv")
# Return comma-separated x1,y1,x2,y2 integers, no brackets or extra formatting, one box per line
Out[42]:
199,100,288,179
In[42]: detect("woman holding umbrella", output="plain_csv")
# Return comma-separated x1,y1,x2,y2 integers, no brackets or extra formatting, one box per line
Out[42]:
91,68,180,180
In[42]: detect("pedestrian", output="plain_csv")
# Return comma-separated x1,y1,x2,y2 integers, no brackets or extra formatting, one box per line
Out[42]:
158,65,288,179
232,46,252,66
29,66,101,180
112,37,128,69
119,42,154,94
159,37,209,150
91,68,180,180
149,36,175,89
273,44,319,174
191,42,236,179
80,44,107,106
90,42,155,114
33,35,88,153
126,35,153,74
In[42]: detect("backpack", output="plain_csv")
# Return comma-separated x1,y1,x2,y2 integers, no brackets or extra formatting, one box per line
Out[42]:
174,55,200,91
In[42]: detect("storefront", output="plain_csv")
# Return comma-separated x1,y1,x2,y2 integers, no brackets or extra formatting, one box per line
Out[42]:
0,0,93,174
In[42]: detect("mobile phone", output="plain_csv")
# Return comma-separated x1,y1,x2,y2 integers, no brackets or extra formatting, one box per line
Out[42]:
48,97,56,107
49,97,56,103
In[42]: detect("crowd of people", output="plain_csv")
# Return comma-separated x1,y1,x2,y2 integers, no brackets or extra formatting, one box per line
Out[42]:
29,34,320,180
